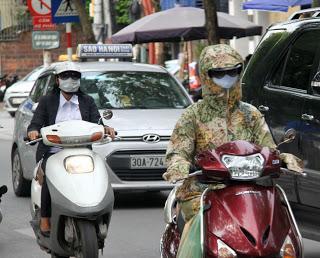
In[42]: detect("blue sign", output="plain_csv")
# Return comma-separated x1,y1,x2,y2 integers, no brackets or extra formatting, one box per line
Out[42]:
76,44,133,59
51,0,80,24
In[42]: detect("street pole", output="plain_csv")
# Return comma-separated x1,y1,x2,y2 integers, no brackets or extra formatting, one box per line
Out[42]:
66,23,72,61
43,50,52,67
94,0,104,43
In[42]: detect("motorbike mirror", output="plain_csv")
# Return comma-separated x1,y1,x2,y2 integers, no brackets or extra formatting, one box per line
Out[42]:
0,185,7,196
102,109,113,120
31,103,38,113
277,128,296,147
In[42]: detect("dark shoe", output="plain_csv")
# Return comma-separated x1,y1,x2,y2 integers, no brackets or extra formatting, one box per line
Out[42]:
40,230,50,238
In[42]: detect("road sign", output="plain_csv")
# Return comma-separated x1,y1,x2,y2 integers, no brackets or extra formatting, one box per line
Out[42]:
32,31,60,49
51,0,80,24
27,0,51,16
33,16,56,30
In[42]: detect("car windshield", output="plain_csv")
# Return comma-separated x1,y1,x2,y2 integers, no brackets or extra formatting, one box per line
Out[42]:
23,67,45,81
80,71,191,109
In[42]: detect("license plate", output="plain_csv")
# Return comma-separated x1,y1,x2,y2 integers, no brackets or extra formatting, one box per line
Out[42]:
130,155,166,169
11,98,25,104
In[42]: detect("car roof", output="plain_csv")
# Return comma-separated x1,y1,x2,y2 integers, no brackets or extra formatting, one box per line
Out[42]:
268,17,320,32
39,61,168,77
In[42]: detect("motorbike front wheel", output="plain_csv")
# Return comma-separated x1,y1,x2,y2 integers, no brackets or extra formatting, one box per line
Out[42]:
75,220,98,258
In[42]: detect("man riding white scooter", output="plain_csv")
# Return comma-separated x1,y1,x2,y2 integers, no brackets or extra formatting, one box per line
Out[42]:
162,44,303,257
27,62,115,237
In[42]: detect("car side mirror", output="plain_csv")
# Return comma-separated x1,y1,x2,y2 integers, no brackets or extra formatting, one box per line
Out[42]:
311,71,320,95
31,103,38,113
277,128,296,148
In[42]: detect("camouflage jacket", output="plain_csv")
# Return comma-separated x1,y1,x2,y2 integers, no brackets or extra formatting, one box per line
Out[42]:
163,44,276,200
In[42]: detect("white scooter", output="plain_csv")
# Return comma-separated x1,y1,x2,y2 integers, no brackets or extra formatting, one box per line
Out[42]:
27,117,115,258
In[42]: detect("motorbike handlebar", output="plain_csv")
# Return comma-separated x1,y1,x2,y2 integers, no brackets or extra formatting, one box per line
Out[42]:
25,138,43,145
280,167,307,177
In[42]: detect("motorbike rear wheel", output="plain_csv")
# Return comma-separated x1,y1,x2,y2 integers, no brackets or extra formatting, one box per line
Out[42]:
75,220,98,258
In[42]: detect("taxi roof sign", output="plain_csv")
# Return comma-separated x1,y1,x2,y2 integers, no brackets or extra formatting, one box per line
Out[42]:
77,44,133,59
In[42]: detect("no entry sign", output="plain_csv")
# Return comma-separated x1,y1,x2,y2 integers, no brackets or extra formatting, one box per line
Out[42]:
27,0,56,30
27,0,51,16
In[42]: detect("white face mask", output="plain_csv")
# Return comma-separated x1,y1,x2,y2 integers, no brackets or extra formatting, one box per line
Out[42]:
58,78,80,93
212,75,239,89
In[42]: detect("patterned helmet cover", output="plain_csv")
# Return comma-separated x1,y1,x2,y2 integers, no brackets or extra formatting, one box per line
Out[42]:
199,44,244,105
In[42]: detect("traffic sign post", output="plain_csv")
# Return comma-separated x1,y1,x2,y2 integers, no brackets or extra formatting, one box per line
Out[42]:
51,0,80,24
51,0,82,61
32,31,60,49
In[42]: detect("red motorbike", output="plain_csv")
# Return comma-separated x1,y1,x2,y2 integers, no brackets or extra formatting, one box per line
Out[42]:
160,139,305,258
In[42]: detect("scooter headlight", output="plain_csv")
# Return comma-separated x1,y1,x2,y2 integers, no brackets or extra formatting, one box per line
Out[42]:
64,155,94,174
280,235,296,258
217,239,237,258
222,154,264,180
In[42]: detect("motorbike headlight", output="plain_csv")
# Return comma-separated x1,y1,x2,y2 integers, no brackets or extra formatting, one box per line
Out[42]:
217,239,237,258
222,154,264,180
280,235,296,258
64,155,94,174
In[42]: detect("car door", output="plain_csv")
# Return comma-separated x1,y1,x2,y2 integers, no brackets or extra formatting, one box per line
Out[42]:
18,75,50,178
261,30,320,202
298,79,320,209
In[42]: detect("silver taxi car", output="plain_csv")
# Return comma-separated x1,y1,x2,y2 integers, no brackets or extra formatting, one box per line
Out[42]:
11,57,192,196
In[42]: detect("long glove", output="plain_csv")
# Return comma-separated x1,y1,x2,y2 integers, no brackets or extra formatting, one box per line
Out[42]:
280,153,304,173
163,161,190,183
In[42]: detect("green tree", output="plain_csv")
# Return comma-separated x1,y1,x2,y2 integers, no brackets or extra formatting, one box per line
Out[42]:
115,0,132,25
313,0,320,7
74,0,96,43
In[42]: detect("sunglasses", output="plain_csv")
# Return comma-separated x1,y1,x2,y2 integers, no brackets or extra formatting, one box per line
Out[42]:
58,71,81,80
208,64,243,79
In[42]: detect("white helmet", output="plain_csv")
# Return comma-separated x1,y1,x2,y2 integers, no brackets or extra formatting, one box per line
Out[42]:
55,61,80,75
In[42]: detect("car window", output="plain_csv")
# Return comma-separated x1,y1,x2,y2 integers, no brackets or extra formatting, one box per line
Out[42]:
30,76,49,103
45,74,57,94
272,30,320,91
80,71,191,109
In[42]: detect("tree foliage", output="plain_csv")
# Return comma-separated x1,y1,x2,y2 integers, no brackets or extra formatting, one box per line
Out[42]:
115,0,132,25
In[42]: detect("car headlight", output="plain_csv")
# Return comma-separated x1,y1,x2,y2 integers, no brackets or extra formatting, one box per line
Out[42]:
217,239,237,258
280,235,296,258
64,155,94,174
222,154,264,180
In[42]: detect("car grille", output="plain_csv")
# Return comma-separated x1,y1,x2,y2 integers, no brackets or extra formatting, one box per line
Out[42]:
106,150,167,181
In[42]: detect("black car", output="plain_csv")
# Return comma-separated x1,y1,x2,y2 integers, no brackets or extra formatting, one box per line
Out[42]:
242,7,320,242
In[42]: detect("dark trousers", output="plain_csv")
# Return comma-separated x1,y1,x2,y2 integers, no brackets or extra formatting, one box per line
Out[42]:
40,153,53,217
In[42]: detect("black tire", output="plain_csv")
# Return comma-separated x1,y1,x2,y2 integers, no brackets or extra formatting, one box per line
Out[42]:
12,148,30,197
75,220,98,258
9,112,15,117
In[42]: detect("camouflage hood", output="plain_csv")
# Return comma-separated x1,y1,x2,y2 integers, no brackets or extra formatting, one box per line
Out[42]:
199,44,243,108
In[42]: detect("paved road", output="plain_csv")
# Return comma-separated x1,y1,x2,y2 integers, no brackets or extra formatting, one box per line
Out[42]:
0,107,319,257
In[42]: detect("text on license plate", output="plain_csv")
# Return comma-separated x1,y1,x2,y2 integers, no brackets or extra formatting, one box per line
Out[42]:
130,155,166,169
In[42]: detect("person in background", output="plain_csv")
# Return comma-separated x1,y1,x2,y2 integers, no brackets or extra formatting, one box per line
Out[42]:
27,62,115,237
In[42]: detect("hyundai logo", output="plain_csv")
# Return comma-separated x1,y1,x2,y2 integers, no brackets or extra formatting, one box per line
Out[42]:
142,134,161,143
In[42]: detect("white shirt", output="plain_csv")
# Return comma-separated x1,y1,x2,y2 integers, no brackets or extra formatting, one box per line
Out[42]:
50,93,82,153
55,92,82,123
